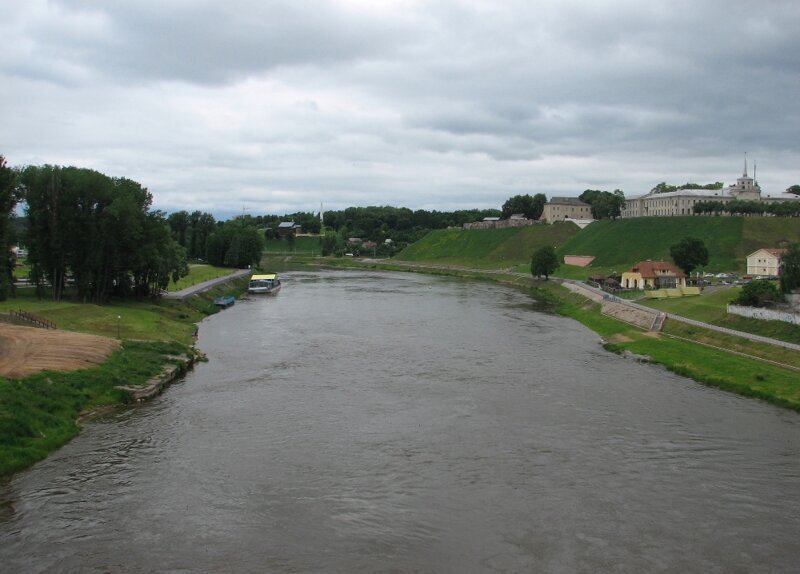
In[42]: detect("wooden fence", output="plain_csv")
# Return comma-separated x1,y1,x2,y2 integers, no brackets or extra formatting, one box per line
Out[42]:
10,310,57,329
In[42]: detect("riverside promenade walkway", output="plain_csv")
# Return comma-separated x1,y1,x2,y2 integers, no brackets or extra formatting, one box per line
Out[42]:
162,269,252,301
553,278,800,352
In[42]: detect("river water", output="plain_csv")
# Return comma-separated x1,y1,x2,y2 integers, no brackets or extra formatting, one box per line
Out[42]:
1,270,799,573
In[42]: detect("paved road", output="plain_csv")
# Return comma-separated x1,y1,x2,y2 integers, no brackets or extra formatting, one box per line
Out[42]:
162,269,252,301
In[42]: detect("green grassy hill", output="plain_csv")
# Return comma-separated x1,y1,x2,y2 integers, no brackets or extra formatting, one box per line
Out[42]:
556,217,800,273
394,216,800,275
397,222,579,268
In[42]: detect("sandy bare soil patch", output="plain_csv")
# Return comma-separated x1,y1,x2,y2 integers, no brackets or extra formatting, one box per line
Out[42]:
0,324,120,378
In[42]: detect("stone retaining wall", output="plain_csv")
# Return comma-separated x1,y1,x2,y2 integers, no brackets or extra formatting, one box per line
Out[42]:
727,304,800,325
116,353,200,402
462,219,539,230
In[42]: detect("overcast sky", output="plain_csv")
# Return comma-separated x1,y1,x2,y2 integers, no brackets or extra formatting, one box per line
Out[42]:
2,0,799,219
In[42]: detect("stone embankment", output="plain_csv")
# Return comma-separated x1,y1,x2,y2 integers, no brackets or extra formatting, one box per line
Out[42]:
116,352,204,403
561,280,663,331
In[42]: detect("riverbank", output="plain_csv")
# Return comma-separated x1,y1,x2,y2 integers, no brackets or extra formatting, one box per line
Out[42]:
0,273,251,476
309,257,800,412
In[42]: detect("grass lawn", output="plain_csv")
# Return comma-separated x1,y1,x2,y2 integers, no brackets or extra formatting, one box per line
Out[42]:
639,286,800,345
1,289,201,344
168,264,237,291
639,286,741,322
263,236,322,254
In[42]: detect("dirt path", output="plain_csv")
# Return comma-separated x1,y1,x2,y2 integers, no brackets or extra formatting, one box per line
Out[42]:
0,324,120,379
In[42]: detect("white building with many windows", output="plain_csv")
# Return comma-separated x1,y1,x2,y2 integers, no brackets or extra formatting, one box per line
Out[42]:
621,160,799,218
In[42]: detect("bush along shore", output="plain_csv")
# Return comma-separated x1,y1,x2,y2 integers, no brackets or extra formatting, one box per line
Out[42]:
319,257,800,412
0,276,249,477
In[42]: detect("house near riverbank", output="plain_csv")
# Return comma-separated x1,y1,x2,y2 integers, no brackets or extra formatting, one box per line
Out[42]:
746,248,786,277
621,260,686,290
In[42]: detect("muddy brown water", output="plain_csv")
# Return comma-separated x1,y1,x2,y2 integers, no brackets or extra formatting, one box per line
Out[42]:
2,270,799,572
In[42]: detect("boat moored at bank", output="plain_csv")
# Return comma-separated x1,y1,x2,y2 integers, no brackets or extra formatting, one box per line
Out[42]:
248,273,281,294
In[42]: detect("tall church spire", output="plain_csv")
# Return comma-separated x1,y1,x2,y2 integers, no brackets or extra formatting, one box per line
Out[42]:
743,152,748,177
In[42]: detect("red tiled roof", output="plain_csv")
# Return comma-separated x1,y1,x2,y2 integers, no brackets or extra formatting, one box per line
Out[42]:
627,260,685,279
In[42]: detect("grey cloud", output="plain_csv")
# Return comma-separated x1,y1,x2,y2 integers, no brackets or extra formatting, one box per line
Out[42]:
2,0,799,217
12,0,421,86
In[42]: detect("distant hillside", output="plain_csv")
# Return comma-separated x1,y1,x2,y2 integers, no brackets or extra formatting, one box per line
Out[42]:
397,222,579,268
395,217,800,274
556,217,800,272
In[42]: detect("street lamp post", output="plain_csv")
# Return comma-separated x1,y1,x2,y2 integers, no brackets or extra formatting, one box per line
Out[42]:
117,315,121,339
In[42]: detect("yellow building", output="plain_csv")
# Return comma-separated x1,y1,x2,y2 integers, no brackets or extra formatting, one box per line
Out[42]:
621,261,687,290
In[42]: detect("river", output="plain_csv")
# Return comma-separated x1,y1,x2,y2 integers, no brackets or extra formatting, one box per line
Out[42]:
1,270,799,572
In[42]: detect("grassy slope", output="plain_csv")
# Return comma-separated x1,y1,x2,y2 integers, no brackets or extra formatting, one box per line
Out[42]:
397,222,579,268
554,216,800,274
395,217,800,278
555,217,744,271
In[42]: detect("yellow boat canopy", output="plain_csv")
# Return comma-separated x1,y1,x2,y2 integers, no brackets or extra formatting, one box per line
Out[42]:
250,274,277,280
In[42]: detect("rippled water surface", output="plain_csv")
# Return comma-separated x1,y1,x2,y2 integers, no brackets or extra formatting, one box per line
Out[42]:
2,270,800,572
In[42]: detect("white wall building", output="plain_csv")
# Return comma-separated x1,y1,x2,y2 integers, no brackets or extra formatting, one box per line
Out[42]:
621,160,800,218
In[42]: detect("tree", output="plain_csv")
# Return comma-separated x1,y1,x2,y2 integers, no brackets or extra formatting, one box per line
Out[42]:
531,246,559,280
779,243,800,294
670,237,709,275
0,156,18,300
736,280,782,308
786,185,800,196
18,164,187,302
579,189,625,219
206,221,264,268
501,193,546,220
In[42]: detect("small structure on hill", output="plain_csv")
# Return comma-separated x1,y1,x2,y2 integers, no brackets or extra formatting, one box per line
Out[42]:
621,261,686,290
746,248,786,277
277,221,301,237
541,197,593,223
462,217,538,230
565,218,595,229
587,273,621,291
564,255,595,267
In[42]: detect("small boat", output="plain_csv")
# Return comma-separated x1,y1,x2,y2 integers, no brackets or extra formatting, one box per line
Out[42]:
248,273,281,294
213,295,235,307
